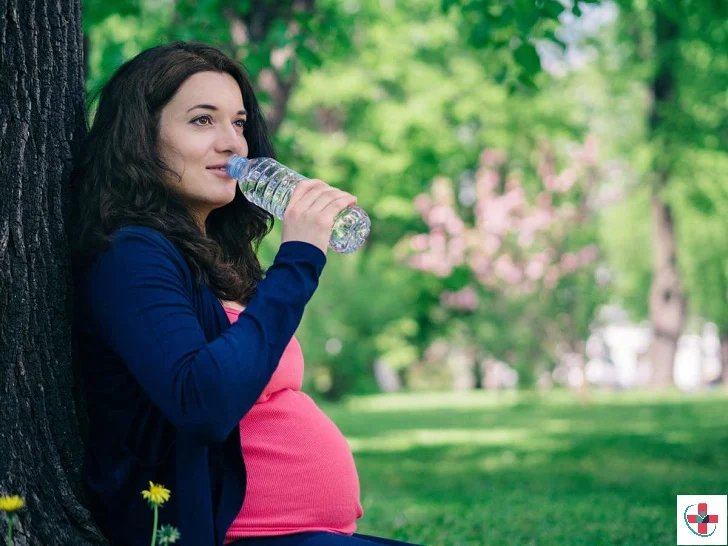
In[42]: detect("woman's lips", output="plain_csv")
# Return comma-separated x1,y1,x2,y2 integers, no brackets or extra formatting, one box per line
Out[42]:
207,166,233,179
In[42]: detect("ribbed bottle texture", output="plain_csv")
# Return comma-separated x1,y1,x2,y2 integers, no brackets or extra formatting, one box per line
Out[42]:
227,155,370,253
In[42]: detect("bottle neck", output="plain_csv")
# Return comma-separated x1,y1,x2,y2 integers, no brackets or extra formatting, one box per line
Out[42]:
226,155,249,179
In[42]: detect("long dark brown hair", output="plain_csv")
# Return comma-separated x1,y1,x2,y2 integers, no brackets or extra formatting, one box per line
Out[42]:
71,42,275,303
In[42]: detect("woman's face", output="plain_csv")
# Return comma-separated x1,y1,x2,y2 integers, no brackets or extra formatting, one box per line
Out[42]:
157,71,249,227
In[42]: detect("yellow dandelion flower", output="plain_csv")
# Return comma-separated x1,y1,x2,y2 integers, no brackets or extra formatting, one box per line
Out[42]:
0,495,25,513
141,482,171,506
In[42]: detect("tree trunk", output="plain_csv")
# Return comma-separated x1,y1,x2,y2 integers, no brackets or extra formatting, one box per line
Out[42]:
0,1,105,544
720,329,728,386
471,354,484,390
648,195,684,387
646,9,684,388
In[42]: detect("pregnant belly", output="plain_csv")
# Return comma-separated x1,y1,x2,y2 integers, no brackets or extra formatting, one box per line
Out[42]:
235,389,363,533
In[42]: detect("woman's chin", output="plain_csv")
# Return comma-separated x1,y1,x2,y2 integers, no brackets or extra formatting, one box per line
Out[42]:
212,192,237,210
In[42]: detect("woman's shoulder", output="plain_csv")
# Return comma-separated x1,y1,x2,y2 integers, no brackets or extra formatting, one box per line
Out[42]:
111,224,174,248
107,225,180,255
90,225,191,280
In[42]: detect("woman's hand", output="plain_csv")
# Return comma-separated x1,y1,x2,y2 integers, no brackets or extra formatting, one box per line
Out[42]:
281,179,357,255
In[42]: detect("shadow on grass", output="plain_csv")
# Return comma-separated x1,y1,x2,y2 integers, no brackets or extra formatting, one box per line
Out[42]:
318,390,728,545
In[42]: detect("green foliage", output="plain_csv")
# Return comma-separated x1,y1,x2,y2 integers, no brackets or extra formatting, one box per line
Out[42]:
440,0,598,89
83,0,174,99
296,245,425,399
83,0,141,31
674,149,728,333
599,187,653,321
82,0,357,113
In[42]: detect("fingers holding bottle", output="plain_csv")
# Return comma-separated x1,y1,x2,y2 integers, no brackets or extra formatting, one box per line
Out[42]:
281,179,357,254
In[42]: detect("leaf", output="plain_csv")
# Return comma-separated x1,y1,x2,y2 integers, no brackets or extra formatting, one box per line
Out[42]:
517,69,538,90
541,0,566,19
498,4,515,26
543,30,567,51
441,0,460,13
443,266,474,291
472,20,492,47
280,56,295,80
688,189,716,215
267,20,290,49
494,65,509,84
83,0,140,27
297,46,323,69
515,0,540,34
513,41,541,76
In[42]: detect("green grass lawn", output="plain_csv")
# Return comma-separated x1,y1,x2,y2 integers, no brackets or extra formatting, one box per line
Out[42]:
319,389,728,546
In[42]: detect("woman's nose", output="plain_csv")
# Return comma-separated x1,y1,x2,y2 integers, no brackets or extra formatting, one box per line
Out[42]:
217,124,247,155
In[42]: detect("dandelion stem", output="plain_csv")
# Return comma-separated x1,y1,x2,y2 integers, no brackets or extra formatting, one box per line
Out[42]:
150,506,158,546
6,516,13,546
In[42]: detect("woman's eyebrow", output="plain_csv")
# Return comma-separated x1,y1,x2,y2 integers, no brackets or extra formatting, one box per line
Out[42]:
186,104,247,116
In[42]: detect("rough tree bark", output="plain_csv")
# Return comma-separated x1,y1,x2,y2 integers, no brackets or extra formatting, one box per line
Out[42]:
646,9,684,388
0,0,105,543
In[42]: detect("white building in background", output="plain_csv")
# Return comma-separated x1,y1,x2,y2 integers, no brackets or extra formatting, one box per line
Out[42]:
572,306,723,391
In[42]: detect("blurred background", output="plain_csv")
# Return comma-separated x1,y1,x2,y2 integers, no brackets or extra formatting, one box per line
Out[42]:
81,1,728,542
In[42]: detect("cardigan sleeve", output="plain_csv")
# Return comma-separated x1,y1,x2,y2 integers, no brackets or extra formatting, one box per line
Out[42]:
83,227,326,444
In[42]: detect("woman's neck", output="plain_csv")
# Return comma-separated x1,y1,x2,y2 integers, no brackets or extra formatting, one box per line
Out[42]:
220,299,245,312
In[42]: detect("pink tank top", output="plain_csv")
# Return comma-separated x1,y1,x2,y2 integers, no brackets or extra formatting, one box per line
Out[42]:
223,306,363,541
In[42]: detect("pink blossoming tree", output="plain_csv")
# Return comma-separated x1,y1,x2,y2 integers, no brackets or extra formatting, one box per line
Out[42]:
397,137,612,388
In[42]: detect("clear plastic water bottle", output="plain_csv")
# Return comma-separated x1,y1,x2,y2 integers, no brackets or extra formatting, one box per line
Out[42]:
226,155,370,254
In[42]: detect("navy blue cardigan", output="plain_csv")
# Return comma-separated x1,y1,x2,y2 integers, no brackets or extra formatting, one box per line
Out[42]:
76,226,326,546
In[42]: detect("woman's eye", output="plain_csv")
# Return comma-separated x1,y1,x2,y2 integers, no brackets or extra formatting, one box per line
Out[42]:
235,119,247,129
192,115,212,126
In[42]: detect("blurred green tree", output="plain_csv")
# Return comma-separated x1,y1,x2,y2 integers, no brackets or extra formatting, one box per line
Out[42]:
594,0,728,386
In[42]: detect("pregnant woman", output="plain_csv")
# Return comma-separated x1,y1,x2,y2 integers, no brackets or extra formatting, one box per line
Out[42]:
72,41,422,546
